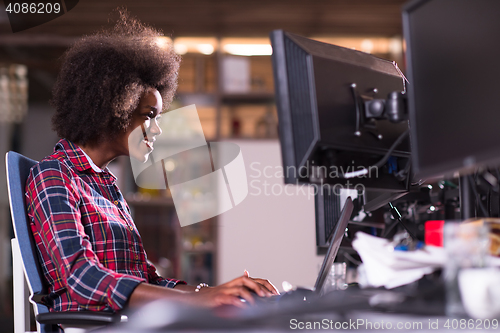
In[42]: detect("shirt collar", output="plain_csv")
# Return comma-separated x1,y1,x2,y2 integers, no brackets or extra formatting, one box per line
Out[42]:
54,139,115,180
80,149,103,173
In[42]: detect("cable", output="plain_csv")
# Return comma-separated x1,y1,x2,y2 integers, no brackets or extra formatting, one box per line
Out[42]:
388,202,417,240
382,219,399,238
344,129,410,179
395,158,411,181
468,174,488,217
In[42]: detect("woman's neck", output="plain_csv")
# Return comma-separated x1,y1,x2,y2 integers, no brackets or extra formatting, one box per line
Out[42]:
77,140,121,169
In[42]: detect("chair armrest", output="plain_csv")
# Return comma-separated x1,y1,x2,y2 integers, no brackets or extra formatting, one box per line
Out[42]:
36,311,123,326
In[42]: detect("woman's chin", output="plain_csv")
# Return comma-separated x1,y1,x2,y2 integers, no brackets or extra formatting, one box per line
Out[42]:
129,150,151,164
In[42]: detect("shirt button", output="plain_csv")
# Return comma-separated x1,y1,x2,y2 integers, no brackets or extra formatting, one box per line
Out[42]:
114,200,119,205
135,255,139,260
130,226,133,231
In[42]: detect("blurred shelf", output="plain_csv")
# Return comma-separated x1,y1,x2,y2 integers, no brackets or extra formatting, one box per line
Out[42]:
182,248,215,254
126,194,175,207
177,92,217,106
176,91,275,105
221,92,275,105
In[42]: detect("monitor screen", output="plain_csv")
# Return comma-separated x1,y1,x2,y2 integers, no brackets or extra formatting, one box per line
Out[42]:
403,0,500,180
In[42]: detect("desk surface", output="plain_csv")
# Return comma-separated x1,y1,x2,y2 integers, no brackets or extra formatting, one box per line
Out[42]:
94,287,497,332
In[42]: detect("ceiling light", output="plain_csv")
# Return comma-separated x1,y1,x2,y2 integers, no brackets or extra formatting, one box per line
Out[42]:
389,38,403,55
197,44,214,55
223,44,272,56
174,43,188,55
173,37,217,55
360,39,374,53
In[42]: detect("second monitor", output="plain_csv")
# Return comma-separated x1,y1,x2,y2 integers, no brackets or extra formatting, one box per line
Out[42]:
270,30,410,192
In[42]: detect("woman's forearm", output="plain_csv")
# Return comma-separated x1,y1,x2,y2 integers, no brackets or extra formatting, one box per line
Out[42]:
173,283,197,292
128,282,189,308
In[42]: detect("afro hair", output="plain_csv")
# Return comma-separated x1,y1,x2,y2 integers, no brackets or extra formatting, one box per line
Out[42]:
51,10,180,146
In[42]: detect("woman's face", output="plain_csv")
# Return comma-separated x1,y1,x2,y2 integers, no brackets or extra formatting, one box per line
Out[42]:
126,89,163,163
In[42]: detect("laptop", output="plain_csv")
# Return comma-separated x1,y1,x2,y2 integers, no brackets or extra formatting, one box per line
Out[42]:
254,196,354,304
313,196,353,295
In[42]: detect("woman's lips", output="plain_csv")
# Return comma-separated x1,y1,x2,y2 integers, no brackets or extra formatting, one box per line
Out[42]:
143,139,153,150
141,124,154,151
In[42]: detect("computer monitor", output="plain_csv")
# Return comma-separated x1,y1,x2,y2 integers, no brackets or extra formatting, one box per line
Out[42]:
270,30,410,192
315,187,341,248
403,0,500,180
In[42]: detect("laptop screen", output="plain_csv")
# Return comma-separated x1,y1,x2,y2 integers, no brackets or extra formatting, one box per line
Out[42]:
313,197,354,293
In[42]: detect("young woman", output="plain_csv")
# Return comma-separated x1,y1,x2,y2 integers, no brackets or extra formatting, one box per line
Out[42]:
25,11,278,313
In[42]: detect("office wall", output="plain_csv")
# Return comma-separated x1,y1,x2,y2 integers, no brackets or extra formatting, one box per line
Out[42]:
217,140,325,291
21,104,59,161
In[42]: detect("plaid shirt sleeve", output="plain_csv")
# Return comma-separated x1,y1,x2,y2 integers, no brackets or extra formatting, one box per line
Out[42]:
27,159,145,311
147,262,183,288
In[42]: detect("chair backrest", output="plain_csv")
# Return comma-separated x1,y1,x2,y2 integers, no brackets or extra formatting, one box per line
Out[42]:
6,151,56,332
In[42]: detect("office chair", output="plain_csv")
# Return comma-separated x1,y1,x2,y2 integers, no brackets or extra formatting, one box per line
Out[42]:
6,151,123,333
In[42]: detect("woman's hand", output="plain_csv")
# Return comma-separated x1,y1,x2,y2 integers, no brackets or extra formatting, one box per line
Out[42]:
131,272,280,309
192,271,279,308
242,270,280,296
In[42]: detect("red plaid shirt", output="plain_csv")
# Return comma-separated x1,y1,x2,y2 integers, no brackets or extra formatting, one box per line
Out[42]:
26,139,184,312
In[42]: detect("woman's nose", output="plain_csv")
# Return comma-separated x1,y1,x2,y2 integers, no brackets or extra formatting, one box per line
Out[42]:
150,118,162,136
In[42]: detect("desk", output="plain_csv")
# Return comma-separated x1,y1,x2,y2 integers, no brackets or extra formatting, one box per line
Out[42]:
94,287,495,332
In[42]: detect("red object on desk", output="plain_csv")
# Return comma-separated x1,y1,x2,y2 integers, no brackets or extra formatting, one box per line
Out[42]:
425,220,445,247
